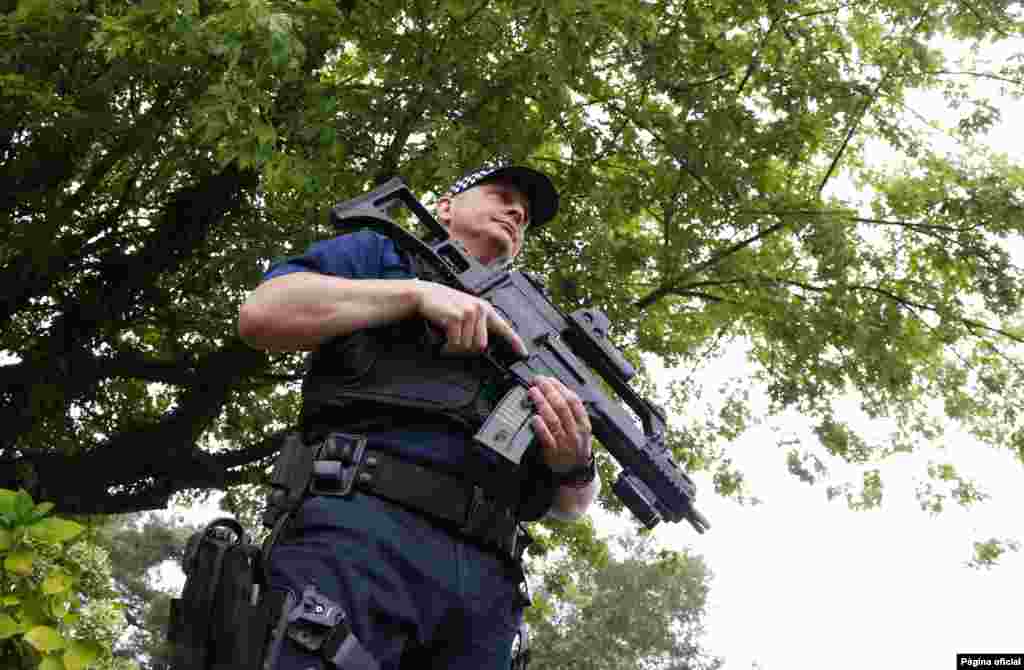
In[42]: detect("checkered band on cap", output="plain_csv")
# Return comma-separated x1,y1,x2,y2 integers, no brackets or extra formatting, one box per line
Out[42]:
447,158,515,196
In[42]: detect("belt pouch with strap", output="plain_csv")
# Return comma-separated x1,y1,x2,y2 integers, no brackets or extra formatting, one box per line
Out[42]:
167,518,286,670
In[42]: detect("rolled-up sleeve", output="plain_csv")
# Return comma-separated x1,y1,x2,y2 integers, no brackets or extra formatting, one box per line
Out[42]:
262,231,411,283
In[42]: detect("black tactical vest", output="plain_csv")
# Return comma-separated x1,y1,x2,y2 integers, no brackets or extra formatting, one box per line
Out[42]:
300,316,505,432
297,244,557,520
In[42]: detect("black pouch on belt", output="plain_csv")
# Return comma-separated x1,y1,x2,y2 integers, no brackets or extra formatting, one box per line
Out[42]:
167,518,288,670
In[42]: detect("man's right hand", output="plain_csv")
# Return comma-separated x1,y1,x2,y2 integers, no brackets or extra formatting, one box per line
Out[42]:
415,281,528,358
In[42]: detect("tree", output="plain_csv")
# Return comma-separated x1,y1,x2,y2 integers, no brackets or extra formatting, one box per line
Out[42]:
527,532,721,670
3,0,1024,562
94,513,201,670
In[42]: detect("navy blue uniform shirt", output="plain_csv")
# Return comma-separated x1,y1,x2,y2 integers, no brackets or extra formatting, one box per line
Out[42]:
263,230,510,481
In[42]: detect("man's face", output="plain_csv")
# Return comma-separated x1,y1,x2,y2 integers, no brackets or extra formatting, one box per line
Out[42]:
437,179,530,264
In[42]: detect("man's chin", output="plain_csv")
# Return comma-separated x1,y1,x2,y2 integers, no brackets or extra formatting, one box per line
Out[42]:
461,233,516,265
486,233,517,260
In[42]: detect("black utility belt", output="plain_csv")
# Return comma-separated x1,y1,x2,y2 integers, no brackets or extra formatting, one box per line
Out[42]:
302,432,527,562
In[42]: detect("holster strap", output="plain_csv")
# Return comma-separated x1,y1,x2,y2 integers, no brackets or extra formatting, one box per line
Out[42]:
274,586,379,670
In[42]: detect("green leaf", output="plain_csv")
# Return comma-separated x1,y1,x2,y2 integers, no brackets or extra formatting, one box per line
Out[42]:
174,14,192,34
14,490,34,521
254,122,277,149
31,502,55,521
1,595,19,606
4,551,33,575
42,570,75,595
0,489,18,518
0,613,23,639
23,625,66,653
318,126,336,146
27,518,84,544
0,528,11,551
270,33,290,68
39,656,63,670
18,598,49,627
63,640,101,670
48,594,72,622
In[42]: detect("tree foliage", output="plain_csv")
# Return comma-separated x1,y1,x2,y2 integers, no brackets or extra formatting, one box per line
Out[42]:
4,0,1024,561
94,513,200,670
0,489,135,670
527,533,721,670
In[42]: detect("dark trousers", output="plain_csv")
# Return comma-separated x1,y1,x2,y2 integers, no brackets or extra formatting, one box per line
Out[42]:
267,492,525,669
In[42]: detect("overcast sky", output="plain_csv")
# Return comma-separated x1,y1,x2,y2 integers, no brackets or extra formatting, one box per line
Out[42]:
690,442,1024,670
603,351,1024,669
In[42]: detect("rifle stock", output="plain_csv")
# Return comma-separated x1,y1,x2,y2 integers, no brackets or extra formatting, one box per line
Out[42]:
330,178,709,533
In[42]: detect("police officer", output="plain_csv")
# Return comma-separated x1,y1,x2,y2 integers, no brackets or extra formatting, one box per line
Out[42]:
238,162,600,669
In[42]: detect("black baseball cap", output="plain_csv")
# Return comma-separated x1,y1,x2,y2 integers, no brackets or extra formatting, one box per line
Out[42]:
445,160,560,227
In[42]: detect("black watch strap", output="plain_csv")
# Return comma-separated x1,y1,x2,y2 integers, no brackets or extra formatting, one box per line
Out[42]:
553,453,596,488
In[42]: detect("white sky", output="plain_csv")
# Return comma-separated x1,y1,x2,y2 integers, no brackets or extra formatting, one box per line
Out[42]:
652,446,1023,670
597,349,1024,670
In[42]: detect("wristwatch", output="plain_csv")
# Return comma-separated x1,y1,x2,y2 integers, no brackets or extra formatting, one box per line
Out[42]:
552,453,596,488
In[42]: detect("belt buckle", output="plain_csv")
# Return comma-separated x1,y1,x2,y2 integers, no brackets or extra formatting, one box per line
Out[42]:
310,433,369,497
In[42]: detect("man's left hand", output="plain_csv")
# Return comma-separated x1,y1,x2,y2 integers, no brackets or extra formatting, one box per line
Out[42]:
528,376,593,473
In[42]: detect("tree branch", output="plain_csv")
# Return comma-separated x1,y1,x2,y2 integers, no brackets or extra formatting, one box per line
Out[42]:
735,17,777,96
817,77,884,196
854,283,1024,344
3,341,282,515
816,11,936,196
738,208,988,235
1,162,259,450
591,93,722,202
954,0,1009,39
757,274,1024,345
926,70,1024,86
634,219,789,310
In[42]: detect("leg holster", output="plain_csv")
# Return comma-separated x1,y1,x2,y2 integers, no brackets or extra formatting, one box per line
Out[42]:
167,434,381,670
266,585,380,670
167,518,286,670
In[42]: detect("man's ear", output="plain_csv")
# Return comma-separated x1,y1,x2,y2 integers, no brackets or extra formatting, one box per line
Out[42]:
436,195,453,228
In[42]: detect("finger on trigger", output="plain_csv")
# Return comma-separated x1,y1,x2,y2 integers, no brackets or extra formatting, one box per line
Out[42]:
490,310,528,357
474,304,488,352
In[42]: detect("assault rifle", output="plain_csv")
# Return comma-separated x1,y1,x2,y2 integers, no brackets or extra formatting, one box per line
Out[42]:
330,178,710,533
